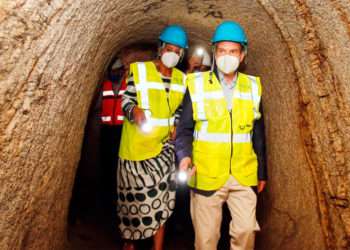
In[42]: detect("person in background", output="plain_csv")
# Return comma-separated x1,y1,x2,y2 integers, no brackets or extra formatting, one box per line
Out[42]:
99,58,127,226
176,21,267,250
186,46,211,73
101,58,126,126
68,58,126,227
117,25,188,250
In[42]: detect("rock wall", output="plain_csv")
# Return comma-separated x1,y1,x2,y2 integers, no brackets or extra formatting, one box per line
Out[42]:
0,0,349,249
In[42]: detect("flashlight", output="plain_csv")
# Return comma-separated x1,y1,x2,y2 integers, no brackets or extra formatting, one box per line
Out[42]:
177,170,188,182
177,164,193,183
140,110,153,133
196,47,204,57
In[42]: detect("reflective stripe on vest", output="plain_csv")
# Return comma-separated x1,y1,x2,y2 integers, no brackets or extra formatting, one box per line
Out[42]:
101,116,112,122
248,75,261,120
103,90,114,97
136,81,186,93
101,77,126,125
191,88,254,102
149,117,175,127
194,74,206,120
196,121,251,143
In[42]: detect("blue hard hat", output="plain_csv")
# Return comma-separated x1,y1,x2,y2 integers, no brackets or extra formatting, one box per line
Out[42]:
211,21,248,46
159,25,188,49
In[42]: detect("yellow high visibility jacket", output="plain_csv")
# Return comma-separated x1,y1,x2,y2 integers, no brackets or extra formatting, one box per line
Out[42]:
119,61,186,161
187,71,262,190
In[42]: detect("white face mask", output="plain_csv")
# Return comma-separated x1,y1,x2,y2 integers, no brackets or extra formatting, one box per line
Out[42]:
161,52,180,68
216,55,240,74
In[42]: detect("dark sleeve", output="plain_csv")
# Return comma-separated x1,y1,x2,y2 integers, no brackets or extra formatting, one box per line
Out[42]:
253,102,268,180
175,89,195,161
174,104,183,126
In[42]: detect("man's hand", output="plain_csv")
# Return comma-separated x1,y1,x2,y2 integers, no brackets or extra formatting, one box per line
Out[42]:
179,157,196,177
258,180,267,193
133,106,146,126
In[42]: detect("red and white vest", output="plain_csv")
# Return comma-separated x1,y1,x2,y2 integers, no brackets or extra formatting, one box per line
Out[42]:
100,77,126,125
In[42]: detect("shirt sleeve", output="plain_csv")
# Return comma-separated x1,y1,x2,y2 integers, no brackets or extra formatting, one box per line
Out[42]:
252,102,268,181
122,71,138,122
175,89,195,161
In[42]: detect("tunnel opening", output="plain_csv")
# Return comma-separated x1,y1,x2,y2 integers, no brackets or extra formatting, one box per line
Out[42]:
3,1,350,249
65,13,300,249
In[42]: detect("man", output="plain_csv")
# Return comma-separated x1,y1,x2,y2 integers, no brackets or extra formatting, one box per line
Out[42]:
117,25,188,250
176,21,267,250
187,46,211,73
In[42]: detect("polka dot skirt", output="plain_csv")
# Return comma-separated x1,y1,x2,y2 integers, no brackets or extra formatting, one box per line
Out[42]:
117,142,176,240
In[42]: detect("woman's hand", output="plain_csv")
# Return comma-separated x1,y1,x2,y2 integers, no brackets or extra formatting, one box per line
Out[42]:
133,106,146,126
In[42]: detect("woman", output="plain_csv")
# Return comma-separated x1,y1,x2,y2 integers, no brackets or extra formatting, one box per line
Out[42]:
117,25,188,250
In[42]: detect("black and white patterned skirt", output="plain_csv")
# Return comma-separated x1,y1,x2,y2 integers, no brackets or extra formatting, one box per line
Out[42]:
116,142,177,240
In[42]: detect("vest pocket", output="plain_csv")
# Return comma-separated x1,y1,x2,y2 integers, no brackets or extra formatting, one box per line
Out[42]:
193,147,230,178
232,154,258,178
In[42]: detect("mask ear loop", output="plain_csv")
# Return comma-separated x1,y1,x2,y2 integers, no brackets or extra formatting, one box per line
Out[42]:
158,42,166,59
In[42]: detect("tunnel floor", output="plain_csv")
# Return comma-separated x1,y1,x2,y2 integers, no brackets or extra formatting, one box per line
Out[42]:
67,187,197,250
67,188,237,250
67,177,251,250
67,217,195,250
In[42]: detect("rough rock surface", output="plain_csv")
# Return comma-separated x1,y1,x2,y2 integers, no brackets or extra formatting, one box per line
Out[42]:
1,0,350,249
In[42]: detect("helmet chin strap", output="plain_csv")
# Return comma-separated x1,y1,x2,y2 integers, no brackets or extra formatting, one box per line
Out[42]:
209,46,216,84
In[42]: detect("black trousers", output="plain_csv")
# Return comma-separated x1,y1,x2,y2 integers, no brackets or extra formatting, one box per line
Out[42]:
99,125,123,222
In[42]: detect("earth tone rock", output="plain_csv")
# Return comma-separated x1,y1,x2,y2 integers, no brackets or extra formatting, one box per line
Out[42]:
1,0,350,249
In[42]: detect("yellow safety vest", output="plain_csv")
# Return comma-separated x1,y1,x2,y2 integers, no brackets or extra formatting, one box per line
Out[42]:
187,71,262,190
119,61,186,161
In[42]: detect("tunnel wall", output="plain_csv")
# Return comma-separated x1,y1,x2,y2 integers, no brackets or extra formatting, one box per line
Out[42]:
0,0,350,249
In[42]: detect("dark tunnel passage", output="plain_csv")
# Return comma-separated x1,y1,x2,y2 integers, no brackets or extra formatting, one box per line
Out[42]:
1,1,350,250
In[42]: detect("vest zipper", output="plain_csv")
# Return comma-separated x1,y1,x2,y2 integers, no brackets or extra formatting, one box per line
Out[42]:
229,110,233,175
